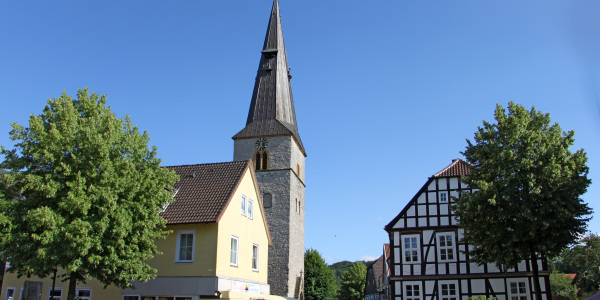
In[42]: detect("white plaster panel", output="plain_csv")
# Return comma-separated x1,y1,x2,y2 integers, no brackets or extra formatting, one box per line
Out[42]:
427,249,435,262
403,265,411,275
461,181,469,189
428,192,437,202
438,264,446,275
438,178,447,189
458,249,466,261
425,281,435,294
407,218,416,227
429,205,438,215
450,191,459,200
451,217,460,225
448,263,457,274
395,282,401,294
488,263,500,273
394,220,404,229
394,232,400,244
471,279,485,293
418,193,426,204
470,263,484,273
395,265,400,276
426,265,436,275
418,217,427,227
407,206,415,217
450,178,459,189
429,217,438,226
418,205,427,216
428,181,436,190
394,247,400,264
539,277,546,290
517,261,526,271
460,263,467,274
440,204,448,215
440,217,449,226
458,229,464,238
490,278,506,294
413,266,421,275
423,230,433,242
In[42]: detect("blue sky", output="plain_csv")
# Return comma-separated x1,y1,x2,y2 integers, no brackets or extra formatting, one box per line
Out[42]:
1,1,599,264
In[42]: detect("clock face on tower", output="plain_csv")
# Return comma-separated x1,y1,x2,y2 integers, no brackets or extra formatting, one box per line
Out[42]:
255,138,268,151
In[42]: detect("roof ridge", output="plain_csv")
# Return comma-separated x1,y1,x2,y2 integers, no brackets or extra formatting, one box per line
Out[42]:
432,158,470,177
164,161,247,168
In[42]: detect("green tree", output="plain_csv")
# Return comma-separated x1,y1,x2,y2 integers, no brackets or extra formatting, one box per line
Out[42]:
454,102,592,300
549,273,578,299
0,89,178,300
304,249,337,300
554,234,600,296
338,261,366,300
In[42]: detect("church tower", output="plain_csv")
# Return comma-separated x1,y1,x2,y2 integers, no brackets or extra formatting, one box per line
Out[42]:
232,0,306,297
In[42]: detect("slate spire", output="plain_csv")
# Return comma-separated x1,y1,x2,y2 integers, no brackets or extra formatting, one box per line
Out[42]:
233,0,305,156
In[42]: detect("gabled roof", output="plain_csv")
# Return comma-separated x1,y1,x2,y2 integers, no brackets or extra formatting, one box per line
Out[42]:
433,158,470,177
161,161,250,224
233,0,305,156
384,158,470,231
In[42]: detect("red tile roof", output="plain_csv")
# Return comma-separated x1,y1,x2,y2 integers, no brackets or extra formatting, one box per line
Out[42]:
433,158,471,177
160,161,250,225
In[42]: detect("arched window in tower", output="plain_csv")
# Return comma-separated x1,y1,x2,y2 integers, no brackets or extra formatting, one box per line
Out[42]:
263,193,272,208
254,151,269,171
296,163,300,177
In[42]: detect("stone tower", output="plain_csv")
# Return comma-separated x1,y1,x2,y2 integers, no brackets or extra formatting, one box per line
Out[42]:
232,0,306,298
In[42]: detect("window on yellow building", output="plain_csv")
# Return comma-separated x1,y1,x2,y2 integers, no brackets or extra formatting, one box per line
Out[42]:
230,236,239,266
4,288,15,300
47,287,62,300
76,289,91,300
252,244,259,271
176,230,195,262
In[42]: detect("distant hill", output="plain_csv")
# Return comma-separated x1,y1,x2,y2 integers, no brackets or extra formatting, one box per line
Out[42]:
329,259,376,287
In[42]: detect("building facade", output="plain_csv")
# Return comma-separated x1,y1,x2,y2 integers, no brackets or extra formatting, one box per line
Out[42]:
232,0,306,298
385,159,551,300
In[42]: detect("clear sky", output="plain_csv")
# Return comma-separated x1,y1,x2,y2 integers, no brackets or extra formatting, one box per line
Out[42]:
1,1,599,264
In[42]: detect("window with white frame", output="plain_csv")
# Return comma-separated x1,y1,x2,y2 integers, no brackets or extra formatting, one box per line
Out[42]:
439,192,448,202
4,288,15,300
402,235,420,263
248,199,254,219
241,195,247,215
123,296,140,300
508,280,529,300
252,244,259,271
47,287,62,300
76,288,91,300
439,282,458,300
437,233,455,262
404,283,422,300
230,236,239,266
176,230,195,262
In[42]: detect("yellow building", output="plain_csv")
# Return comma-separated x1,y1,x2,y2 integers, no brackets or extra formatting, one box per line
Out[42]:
1,160,287,300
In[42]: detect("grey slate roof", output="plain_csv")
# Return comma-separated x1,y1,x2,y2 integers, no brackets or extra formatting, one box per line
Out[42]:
160,161,250,225
233,0,305,156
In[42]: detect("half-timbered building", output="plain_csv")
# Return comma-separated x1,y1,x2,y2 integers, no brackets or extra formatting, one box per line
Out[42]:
385,159,551,300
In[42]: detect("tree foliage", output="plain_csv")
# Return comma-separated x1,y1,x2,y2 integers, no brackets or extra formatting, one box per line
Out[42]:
549,273,578,299
454,102,592,300
553,234,600,296
0,89,178,300
338,261,366,300
304,248,337,300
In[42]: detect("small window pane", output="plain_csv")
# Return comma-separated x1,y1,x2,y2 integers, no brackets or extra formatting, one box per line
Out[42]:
248,200,253,219
230,237,239,265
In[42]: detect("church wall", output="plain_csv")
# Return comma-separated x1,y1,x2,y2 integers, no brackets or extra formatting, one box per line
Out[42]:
288,171,305,297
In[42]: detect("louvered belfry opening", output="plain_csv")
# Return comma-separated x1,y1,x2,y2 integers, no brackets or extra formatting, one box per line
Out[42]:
254,151,269,171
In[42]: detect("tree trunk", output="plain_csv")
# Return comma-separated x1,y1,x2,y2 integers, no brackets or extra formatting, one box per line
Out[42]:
67,273,78,300
530,249,543,300
50,268,57,300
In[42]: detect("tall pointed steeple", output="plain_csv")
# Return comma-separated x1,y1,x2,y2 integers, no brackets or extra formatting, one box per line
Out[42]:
233,0,305,156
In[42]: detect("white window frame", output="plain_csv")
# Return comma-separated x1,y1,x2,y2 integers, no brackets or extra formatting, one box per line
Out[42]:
248,199,254,219
122,296,140,300
175,230,196,263
75,288,92,300
508,279,529,300
438,281,459,300
241,195,247,216
439,191,448,202
401,234,421,264
4,287,15,300
437,232,456,262
403,282,422,300
47,287,63,300
252,244,259,271
230,235,239,266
